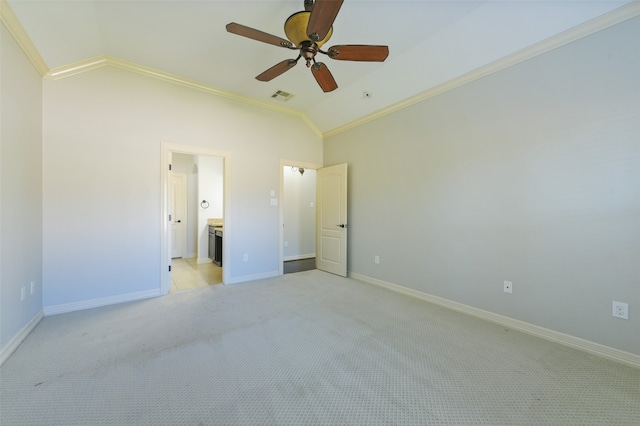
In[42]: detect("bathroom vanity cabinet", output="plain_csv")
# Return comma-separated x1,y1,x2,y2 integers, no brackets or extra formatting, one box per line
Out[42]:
208,225,222,266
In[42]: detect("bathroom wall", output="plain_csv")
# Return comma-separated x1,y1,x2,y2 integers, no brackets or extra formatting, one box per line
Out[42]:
283,167,316,260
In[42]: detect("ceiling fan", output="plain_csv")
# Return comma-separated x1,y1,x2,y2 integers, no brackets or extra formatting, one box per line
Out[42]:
226,0,389,93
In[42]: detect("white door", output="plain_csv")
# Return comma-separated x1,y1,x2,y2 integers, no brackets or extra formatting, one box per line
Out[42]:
169,173,187,258
316,163,348,276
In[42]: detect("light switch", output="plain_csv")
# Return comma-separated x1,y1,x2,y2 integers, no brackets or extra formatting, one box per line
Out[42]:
270,198,277,206
270,190,275,197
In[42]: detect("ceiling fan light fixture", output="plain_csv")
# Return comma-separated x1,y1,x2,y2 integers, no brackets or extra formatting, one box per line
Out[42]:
284,11,333,47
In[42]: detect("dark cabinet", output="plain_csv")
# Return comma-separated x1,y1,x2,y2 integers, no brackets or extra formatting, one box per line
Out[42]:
208,225,222,266
208,226,215,261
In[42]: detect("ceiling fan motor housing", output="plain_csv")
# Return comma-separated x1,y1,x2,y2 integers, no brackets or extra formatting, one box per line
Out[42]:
284,11,333,48
300,41,319,67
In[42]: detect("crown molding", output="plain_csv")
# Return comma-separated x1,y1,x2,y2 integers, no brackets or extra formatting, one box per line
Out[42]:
322,0,640,139
46,55,323,138
5,0,637,141
0,0,48,77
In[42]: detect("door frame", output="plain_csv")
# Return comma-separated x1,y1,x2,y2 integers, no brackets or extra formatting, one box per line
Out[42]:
279,159,323,276
161,142,231,294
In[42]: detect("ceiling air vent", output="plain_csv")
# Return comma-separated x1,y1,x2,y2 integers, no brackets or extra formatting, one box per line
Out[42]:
270,90,294,102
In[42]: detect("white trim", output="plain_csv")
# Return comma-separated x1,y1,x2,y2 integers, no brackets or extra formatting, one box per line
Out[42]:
284,254,316,262
0,310,43,366
43,289,161,316
322,1,640,139
224,270,280,285
161,143,231,294
0,0,48,76
3,0,638,138
350,272,640,370
46,56,108,79
45,55,323,138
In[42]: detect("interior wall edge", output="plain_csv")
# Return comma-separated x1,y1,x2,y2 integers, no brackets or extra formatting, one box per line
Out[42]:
0,0,48,76
283,254,316,262
42,289,162,317
0,310,43,367
224,270,280,286
350,272,640,369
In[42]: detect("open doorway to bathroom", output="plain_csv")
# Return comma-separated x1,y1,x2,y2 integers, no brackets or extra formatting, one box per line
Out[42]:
161,143,230,295
282,164,317,274
169,153,223,292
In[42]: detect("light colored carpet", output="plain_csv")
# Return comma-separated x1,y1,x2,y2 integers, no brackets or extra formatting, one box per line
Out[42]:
1,270,638,425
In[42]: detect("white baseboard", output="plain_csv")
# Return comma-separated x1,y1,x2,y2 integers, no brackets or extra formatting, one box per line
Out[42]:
43,288,162,316
225,270,280,285
1,309,44,366
284,253,316,261
350,272,640,369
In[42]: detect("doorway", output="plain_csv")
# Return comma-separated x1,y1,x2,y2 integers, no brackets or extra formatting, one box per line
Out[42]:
161,143,231,294
279,160,322,275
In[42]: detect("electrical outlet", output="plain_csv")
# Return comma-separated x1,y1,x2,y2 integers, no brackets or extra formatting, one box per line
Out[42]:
30,281,35,295
243,253,249,262
503,281,513,294
21,286,26,301
374,255,380,264
612,301,629,320
284,241,288,247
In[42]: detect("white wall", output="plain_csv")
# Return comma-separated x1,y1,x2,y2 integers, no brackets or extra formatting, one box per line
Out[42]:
42,65,322,311
283,167,316,260
324,17,640,356
0,23,43,355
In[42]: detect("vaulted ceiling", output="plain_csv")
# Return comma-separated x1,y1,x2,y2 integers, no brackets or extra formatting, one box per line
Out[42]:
5,0,638,135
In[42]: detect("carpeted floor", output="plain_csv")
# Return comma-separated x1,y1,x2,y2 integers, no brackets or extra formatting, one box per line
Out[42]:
1,270,638,425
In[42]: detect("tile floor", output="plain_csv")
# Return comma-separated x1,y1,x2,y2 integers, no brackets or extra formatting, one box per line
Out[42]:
170,257,222,292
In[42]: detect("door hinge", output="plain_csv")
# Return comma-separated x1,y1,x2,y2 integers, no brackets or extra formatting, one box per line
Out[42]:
168,214,172,222
169,164,172,171
168,265,171,272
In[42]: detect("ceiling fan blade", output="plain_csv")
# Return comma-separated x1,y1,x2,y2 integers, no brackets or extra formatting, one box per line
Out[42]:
307,0,343,42
327,45,389,62
311,62,338,92
226,23,294,49
256,59,298,82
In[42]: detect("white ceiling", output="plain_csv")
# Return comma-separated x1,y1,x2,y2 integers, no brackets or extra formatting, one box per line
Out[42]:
6,0,636,133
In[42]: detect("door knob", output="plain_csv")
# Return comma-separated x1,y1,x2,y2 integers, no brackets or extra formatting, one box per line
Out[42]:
176,220,182,223
337,224,347,228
